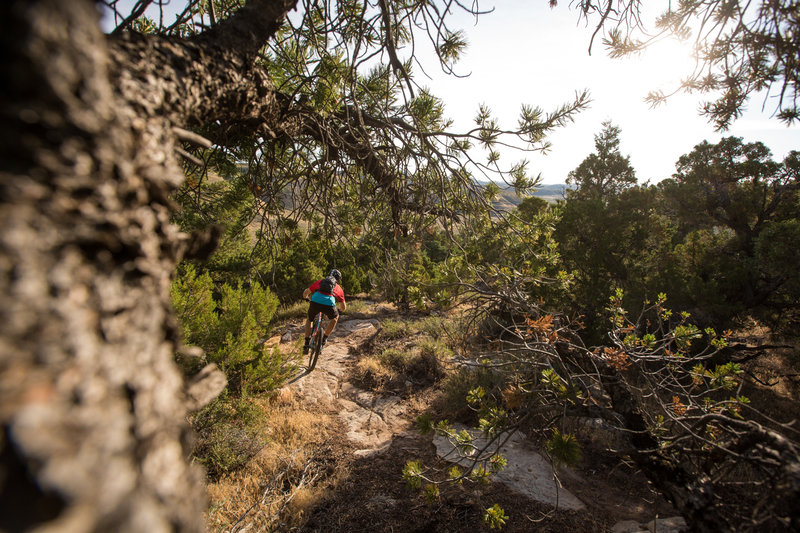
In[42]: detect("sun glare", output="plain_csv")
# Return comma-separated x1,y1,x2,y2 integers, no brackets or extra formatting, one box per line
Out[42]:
640,38,699,87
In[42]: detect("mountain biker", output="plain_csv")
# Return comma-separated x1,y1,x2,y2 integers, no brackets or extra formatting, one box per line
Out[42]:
302,269,346,355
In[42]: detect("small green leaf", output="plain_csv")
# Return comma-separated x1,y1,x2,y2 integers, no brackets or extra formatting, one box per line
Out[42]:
447,465,463,481
489,453,508,473
423,483,440,504
466,386,486,406
545,429,582,468
416,413,433,435
402,460,423,490
484,504,508,529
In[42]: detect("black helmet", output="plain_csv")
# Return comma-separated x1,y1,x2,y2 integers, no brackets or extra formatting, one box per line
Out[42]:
329,269,342,282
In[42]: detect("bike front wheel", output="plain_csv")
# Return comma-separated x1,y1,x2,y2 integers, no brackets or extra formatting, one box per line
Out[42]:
307,313,324,371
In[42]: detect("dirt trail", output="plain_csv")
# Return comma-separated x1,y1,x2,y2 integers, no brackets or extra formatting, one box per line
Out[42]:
277,313,686,533
288,318,414,455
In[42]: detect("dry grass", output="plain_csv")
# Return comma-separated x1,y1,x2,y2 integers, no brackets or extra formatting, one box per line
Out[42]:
205,390,346,532
351,313,457,395
274,300,309,322
354,356,399,390
354,344,445,393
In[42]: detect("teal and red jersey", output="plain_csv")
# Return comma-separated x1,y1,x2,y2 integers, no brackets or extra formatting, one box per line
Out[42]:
308,279,345,307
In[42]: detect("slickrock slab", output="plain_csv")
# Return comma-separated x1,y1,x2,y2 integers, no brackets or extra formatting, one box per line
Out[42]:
338,398,392,449
433,425,585,510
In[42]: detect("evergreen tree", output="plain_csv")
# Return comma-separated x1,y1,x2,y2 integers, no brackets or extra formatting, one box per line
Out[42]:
660,137,800,325
566,121,637,200
556,122,662,338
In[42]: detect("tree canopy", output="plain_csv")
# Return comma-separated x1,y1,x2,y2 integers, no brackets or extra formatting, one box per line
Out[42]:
102,0,590,254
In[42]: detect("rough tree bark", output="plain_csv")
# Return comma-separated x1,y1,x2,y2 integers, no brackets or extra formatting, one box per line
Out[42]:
0,0,294,530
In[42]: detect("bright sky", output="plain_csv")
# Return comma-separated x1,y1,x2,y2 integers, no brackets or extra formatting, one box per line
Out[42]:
418,0,799,184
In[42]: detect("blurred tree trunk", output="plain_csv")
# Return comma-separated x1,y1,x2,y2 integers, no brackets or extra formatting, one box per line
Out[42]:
0,0,288,530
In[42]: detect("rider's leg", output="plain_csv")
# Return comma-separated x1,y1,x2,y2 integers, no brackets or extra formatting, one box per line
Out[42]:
323,316,338,337
302,318,312,354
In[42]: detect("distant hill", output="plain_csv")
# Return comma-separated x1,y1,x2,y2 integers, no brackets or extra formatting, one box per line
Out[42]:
531,183,569,201
489,183,568,212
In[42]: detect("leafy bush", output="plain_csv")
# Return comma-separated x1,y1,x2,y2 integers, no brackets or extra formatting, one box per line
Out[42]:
484,504,508,530
342,299,369,315
380,347,442,381
418,337,453,361
413,315,458,339
356,343,445,391
355,356,399,390
170,264,219,352
171,263,284,396
378,348,412,370
545,428,582,468
442,365,506,420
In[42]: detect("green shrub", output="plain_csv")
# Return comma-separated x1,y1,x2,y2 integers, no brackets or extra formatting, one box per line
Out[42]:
356,344,444,391
418,337,453,361
484,504,508,529
412,315,455,338
243,347,297,396
380,319,411,340
379,347,443,382
378,348,411,370
355,356,398,390
217,279,279,333
546,428,583,468
171,263,283,397
170,264,219,352
343,299,369,314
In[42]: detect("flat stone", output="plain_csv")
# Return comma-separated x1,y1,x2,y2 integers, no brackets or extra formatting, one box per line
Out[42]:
316,347,349,378
342,386,377,409
263,335,282,348
291,368,337,405
353,444,391,458
338,382,358,397
433,425,585,510
336,319,379,335
338,398,392,449
373,396,408,427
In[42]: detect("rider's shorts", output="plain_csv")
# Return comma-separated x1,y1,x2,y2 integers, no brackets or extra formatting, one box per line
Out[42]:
308,300,338,321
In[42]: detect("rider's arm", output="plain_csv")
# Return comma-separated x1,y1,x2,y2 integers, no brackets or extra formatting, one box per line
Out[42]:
302,288,311,299
335,286,346,312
